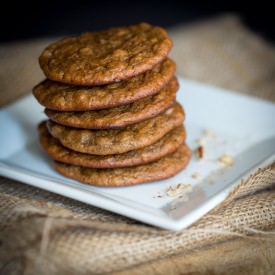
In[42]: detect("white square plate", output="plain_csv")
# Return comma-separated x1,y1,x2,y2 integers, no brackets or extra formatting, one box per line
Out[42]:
1,77,275,231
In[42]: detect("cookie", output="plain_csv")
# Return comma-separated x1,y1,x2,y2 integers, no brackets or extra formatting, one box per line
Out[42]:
33,58,175,111
44,77,178,129
54,144,192,187
38,121,186,168
39,23,173,85
46,102,185,155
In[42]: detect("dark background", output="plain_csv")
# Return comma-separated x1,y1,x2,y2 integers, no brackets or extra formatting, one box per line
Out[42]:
2,1,274,43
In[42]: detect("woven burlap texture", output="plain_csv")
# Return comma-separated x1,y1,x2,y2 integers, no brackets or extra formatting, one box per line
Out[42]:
0,14,275,274
1,166,274,274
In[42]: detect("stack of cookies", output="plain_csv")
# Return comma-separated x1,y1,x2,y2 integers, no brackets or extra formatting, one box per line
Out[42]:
32,23,192,187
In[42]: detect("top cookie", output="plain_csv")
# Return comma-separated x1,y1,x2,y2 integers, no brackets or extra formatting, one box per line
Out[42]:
39,22,173,85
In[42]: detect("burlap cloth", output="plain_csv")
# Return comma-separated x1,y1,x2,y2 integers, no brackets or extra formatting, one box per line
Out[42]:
0,14,275,274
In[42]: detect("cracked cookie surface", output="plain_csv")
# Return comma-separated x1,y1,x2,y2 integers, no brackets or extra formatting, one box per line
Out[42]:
54,144,192,187
39,23,173,85
33,58,175,111
46,103,185,155
44,77,178,129
39,121,186,168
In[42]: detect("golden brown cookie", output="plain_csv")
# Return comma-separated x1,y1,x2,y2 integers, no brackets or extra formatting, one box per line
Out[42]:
33,58,175,111
39,23,173,85
38,121,186,168
54,144,192,187
44,77,178,129
46,102,185,155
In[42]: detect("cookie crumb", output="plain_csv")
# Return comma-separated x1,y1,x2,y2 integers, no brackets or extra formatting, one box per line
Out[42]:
219,154,234,165
166,186,181,197
153,192,164,198
196,145,204,160
166,183,192,197
203,129,215,137
196,138,205,146
185,184,193,191
192,172,200,179
176,183,184,189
